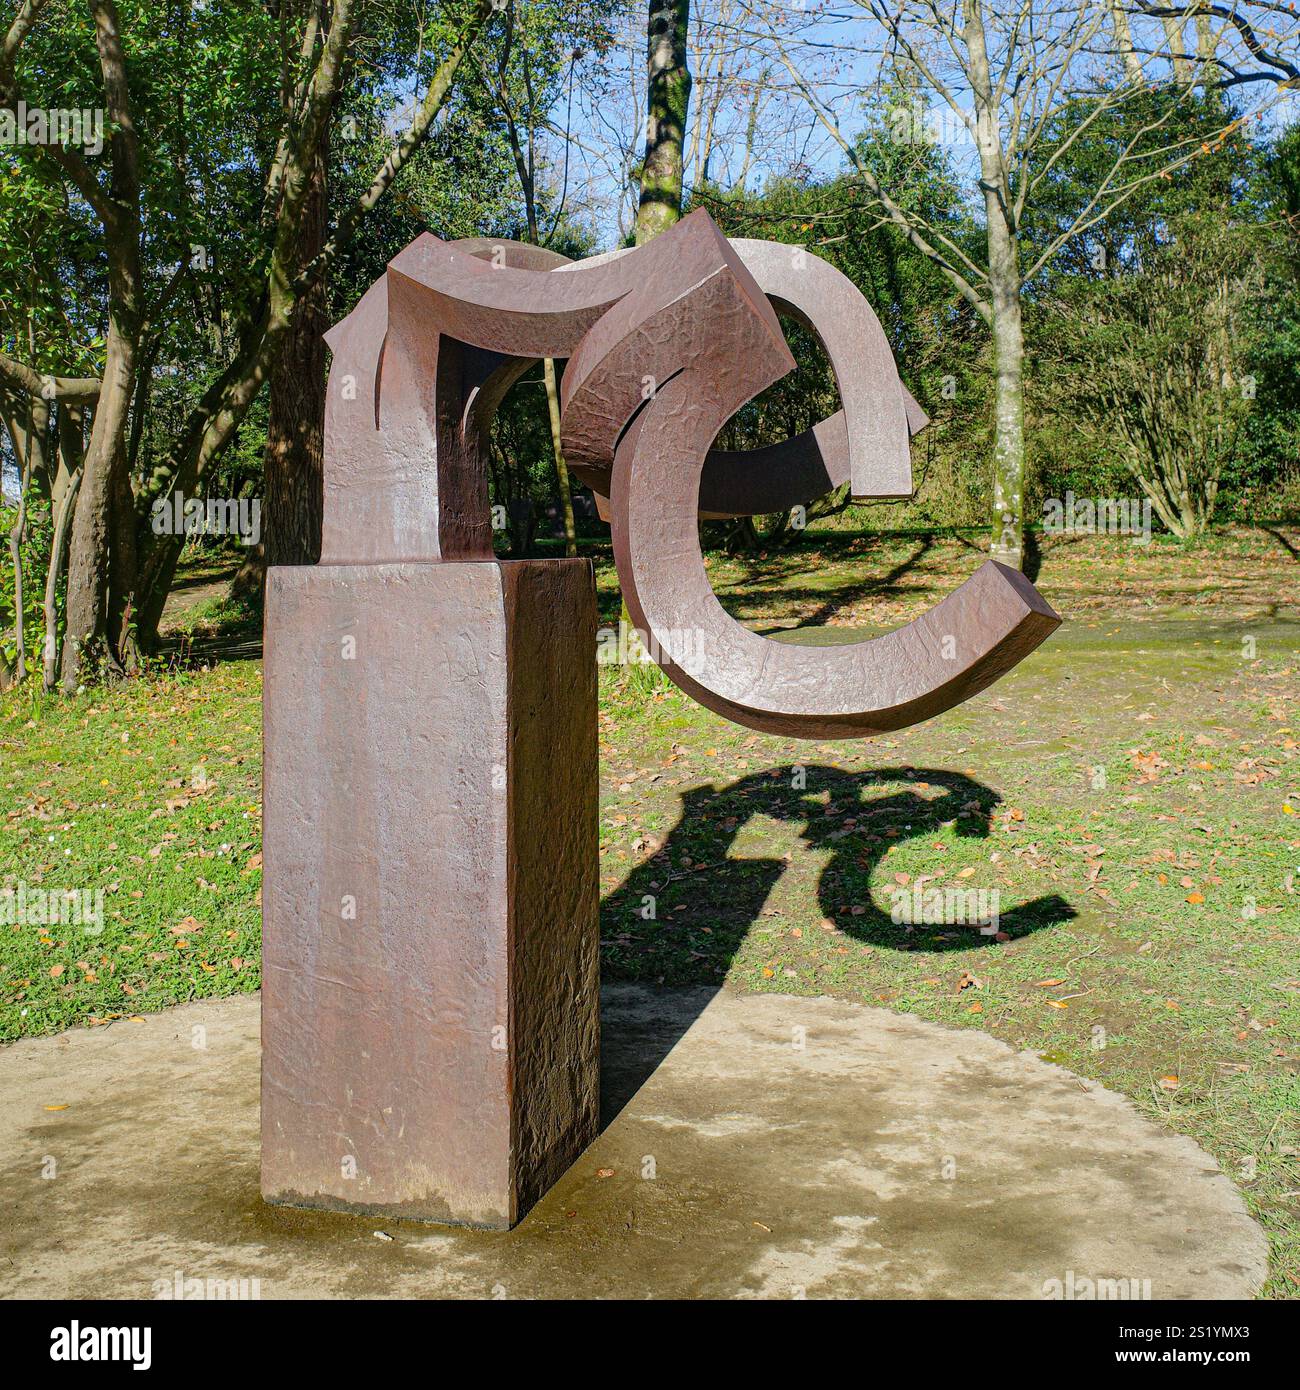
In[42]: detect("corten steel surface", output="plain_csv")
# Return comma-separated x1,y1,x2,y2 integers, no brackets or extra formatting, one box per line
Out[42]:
262,208,1060,1227
262,560,598,1227
348,209,1060,733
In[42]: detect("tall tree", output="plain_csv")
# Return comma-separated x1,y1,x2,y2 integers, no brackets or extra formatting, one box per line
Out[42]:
2,0,506,685
635,0,691,244
131,0,503,651
620,0,691,666
762,0,1299,566
261,2,335,571
48,0,140,685
2,0,141,684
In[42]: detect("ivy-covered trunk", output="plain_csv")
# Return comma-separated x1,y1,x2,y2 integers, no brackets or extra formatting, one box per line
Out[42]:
635,0,692,246
622,0,692,676
263,123,330,569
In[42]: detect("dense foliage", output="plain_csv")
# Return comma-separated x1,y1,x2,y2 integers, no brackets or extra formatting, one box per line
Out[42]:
2,1,1298,687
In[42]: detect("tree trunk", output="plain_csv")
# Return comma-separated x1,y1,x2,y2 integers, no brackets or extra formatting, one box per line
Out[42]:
264,127,329,568
1,391,49,499
967,0,1025,568
1106,0,1144,85
493,48,577,562
543,357,576,556
6,445,32,685
132,319,271,651
1195,11,1219,87
622,0,693,683
106,453,138,671
1162,15,1194,85
989,270,1026,569
0,392,47,691
42,406,84,690
736,68,765,188
635,0,692,246
62,303,139,689
60,0,142,691
44,465,83,691
130,0,495,646
50,402,79,516
134,217,321,649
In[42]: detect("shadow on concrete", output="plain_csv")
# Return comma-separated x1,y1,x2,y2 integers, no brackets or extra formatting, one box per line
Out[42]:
599,764,1076,1126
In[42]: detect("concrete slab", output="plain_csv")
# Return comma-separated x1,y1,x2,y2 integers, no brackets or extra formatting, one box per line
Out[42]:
0,986,1267,1300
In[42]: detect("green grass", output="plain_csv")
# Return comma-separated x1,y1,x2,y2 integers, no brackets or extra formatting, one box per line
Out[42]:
0,665,263,1032
2,523,1298,1293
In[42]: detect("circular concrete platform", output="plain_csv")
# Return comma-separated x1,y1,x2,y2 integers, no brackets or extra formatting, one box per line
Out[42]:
0,985,1266,1299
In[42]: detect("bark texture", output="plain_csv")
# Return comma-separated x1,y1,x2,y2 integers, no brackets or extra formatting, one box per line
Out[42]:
635,0,692,246
264,130,329,568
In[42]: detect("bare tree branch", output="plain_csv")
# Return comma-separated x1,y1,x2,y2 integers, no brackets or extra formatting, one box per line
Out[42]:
1133,2,1300,85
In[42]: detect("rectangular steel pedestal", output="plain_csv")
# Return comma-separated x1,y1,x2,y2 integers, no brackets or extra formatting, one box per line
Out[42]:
261,558,598,1229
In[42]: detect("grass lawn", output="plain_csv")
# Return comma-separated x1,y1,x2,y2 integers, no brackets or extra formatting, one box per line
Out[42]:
3,523,1298,1294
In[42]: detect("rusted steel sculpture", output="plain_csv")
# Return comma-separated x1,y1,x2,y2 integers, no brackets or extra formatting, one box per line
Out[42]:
262,209,1060,1229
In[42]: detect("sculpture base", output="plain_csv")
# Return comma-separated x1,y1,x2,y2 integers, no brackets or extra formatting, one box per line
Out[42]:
261,558,598,1229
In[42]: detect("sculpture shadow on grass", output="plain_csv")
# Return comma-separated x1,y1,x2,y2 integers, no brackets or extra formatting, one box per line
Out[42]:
598,764,1076,1125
